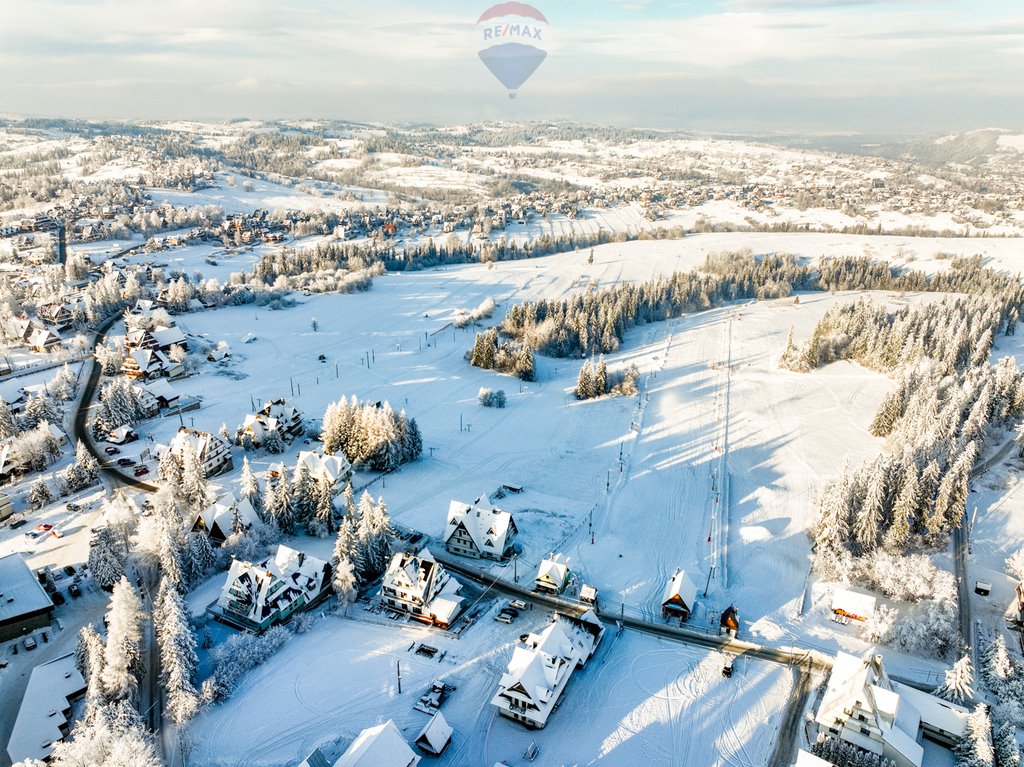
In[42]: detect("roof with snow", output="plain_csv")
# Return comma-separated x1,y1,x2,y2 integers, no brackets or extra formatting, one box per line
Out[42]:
194,494,260,542
415,711,452,755
6,653,86,764
216,544,329,629
830,587,877,620
794,751,833,767
661,569,698,610
299,748,331,767
444,494,517,556
296,450,351,488
0,553,54,625
535,553,571,590
892,682,968,740
816,652,924,767
333,720,420,767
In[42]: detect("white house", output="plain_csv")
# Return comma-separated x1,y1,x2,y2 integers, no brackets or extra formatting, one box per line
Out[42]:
535,554,571,595
191,494,260,544
5,653,86,764
333,720,420,767
414,711,453,756
294,450,352,494
168,427,233,477
444,494,518,561
813,652,968,767
212,545,331,632
378,549,464,629
661,568,698,621
490,611,603,729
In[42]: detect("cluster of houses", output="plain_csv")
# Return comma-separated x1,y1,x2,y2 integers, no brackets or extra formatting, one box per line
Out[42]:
123,318,189,380
237,399,305,447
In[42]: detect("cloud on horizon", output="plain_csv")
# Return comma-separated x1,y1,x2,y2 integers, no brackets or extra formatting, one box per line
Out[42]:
0,0,1020,134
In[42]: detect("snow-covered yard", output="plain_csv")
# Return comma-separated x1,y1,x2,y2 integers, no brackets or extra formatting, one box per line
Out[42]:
187,609,794,767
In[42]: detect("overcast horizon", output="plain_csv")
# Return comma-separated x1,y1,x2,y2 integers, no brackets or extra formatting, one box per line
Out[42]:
1,0,1022,135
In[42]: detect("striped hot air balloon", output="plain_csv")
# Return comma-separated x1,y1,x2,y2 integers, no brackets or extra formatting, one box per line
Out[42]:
476,2,549,99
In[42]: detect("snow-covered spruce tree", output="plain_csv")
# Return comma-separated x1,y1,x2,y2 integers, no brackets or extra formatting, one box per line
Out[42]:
934,654,974,705
291,464,316,532
159,449,184,487
981,635,1015,693
332,556,358,609
354,491,377,579
265,467,294,534
239,457,263,518
576,359,595,400
156,516,185,590
1006,548,1024,582
27,478,53,510
332,514,361,585
263,425,285,455
310,474,336,538
88,527,126,591
100,577,144,703
75,624,108,717
0,396,16,439
954,703,995,767
154,577,198,726
183,531,215,588
181,449,213,513
49,700,161,767
993,720,1021,767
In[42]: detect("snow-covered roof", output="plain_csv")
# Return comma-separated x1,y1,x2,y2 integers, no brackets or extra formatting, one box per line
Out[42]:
816,653,925,767
445,494,517,555
794,751,833,767
580,584,598,602
333,720,420,767
6,653,85,764
152,325,186,348
296,450,351,487
536,553,570,588
0,553,54,624
217,544,329,627
195,494,260,539
415,711,452,755
299,748,331,767
830,587,877,620
893,682,968,740
143,378,179,402
661,569,697,609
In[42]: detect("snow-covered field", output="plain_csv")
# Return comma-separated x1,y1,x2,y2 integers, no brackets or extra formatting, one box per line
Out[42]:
187,608,794,767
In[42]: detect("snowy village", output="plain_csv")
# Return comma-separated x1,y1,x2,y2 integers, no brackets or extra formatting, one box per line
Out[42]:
2,3,1024,767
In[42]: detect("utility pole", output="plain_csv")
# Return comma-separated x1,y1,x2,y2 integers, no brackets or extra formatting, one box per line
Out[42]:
396,660,402,694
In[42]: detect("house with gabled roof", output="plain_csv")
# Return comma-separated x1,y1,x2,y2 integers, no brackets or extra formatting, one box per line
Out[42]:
334,720,420,767
378,549,464,629
535,554,571,595
444,493,518,562
167,427,233,477
212,544,331,632
239,400,304,447
294,450,352,494
661,568,698,621
813,652,968,767
191,493,260,545
490,611,603,729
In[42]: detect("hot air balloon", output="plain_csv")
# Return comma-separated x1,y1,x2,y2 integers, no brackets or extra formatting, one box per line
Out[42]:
477,2,549,99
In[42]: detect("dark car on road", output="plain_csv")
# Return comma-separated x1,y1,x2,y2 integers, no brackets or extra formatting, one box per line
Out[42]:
116,458,136,467
69,583,82,598
104,446,120,455
134,466,149,477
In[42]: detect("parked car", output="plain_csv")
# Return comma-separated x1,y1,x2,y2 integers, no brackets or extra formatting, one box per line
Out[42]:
9,518,26,529
23,636,37,650
104,446,120,455
68,583,82,598
25,524,53,540
134,466,149,477
116,458,136,467
63,565,76,577
495,612,513,624
510,599,528,611
51,591,66,606
66,502,81,512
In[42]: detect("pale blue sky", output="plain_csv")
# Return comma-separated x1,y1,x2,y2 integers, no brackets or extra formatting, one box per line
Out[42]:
1,0,1021,133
